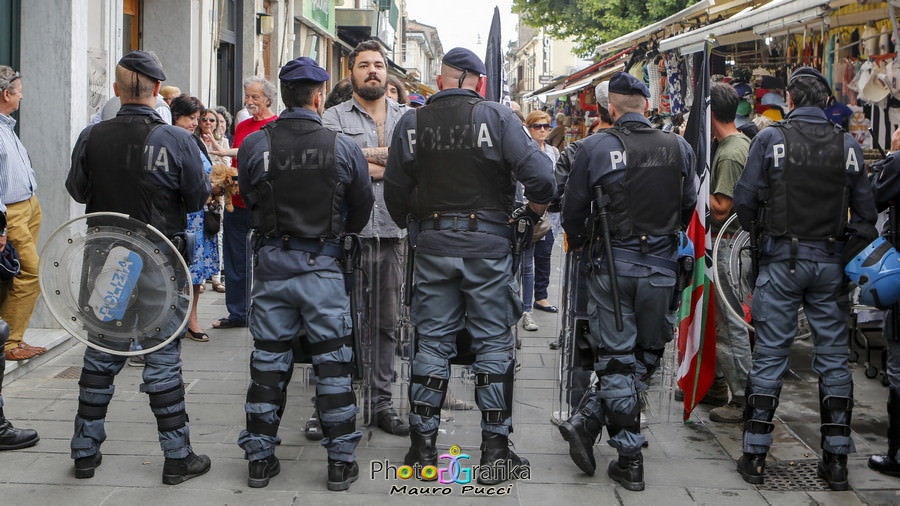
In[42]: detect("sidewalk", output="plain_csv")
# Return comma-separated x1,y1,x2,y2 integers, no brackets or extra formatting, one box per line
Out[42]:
0,245,898,505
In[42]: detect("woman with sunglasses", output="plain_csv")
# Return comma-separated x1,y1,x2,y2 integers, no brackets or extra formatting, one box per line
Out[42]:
519,111,561,333
198,110,231,167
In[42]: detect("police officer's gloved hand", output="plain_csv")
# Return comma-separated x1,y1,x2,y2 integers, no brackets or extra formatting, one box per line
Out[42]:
510,204,543,225
546,198,561,214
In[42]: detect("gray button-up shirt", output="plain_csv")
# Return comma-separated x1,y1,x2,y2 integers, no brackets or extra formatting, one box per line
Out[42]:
322,96,406,239
0,113,37,213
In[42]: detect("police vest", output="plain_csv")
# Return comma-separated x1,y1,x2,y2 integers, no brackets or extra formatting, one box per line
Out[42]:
250,118,342,239
762,119,847,241
602,125,683,239
413,94,514,217
84,114,186,238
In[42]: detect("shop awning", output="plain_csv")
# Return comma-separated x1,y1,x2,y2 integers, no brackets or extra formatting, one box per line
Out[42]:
659,0,831,54
593,0,715,56
528,63,624,103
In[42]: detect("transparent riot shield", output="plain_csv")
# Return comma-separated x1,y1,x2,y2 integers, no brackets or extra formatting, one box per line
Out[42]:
40,212,192,356
712,214,755,332
551,248,595,425
357,236,408,427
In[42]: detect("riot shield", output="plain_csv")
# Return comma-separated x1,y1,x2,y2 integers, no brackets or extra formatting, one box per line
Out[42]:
358,236,408,426
712,214,755,332
40,212,192,356
551,248,595,425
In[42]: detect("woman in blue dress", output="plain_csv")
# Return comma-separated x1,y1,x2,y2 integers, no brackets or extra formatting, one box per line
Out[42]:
171,95,218,342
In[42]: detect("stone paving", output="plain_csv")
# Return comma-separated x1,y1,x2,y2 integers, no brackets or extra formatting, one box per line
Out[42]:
1,247,899,505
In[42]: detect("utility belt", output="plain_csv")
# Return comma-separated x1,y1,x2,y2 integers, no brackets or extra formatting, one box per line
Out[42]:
417,214,513,241
260,236,344,259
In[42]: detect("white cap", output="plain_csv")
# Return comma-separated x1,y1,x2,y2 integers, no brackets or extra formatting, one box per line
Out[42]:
594,81,610,110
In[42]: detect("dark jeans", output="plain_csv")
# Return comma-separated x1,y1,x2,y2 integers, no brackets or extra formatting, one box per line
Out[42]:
222,206,251,323
533,229,555,301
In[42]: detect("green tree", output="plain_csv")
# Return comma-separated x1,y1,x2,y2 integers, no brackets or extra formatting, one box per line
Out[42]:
512,0,693,58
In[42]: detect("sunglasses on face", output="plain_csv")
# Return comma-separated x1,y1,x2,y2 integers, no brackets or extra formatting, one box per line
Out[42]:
201,117,217,123
529,123,551,130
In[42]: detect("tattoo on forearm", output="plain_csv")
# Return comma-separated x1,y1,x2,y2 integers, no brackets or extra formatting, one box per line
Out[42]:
362,147,388,166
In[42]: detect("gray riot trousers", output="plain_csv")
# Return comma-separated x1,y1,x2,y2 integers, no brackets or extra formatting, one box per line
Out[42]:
408,253,521,436
359,237,403,414
237,271,361,463
581,271,676,456
743,261,854,456
71,339,192,460
881,309,900,460
714,236,752,398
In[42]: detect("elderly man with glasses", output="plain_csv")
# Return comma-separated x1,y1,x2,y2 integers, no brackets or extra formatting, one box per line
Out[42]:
0,66,45,362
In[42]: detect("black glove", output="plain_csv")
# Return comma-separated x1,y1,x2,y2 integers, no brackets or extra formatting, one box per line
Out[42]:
510,204,542,225
546,198,561,214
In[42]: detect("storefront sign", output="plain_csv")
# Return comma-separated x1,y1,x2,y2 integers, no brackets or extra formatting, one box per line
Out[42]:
300,0,335,37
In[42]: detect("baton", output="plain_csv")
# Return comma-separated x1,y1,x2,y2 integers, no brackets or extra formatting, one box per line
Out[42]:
593,186,623,332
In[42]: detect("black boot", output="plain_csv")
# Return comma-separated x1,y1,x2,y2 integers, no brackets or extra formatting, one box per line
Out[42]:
162,451,211,485
737,452,767,485
477,431,530,485
869,388,900,477
248,455,280,488
558,409,602,476
327,459,359,491
404,429,438,480
0,417,39,451
818,451,849,491
607,452,644,491
74,451,102,479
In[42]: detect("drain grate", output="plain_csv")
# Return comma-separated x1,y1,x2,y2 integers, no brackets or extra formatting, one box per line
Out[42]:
759,460,829,492
54,366,82,380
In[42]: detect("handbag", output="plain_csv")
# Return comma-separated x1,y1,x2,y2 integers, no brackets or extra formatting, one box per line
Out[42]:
532,212,552,241
203,200,222,236
0,240,21,281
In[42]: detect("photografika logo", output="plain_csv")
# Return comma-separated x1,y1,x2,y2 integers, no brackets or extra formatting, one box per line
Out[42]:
370,445,530,496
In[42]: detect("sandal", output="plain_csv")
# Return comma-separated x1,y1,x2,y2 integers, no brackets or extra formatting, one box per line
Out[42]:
187,329,209,342
212,281,226,293
211,317,246,329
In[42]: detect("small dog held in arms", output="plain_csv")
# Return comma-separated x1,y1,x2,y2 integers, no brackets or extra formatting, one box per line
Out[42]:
209,163,239,211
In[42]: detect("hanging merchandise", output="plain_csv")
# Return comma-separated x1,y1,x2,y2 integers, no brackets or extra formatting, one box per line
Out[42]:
648,55,662,111
666,53,686,116
658,56,671,115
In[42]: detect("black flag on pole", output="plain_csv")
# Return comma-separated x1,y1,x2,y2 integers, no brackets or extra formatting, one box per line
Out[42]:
484,6,505,103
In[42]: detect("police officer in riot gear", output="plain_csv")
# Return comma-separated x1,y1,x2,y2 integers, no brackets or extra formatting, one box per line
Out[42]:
66,51,212,484
384,47,554,485
235,57,373,491
733,67,877,490
854,127,900,477
561,72,696,491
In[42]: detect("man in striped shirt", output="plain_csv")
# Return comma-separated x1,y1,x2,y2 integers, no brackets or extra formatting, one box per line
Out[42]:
0,66,44,362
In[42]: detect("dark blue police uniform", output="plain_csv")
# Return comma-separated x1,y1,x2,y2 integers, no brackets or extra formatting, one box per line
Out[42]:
869,149,900,476
235,57,374,491
561,72,696,490
384,47,554,486
733,67,877,489
66,51,212,484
